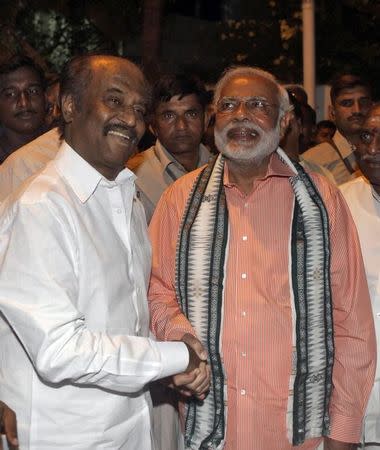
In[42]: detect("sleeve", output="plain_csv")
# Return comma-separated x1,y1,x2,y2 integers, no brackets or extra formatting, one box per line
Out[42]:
326,186,376,442
148,185,197,341
0,198,189,394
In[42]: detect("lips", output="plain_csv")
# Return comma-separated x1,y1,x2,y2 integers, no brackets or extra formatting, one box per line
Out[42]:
104,124,137,145
227,127,259,141
15,110,36,120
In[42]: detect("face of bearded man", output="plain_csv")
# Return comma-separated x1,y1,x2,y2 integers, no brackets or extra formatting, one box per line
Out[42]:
214,74,284,166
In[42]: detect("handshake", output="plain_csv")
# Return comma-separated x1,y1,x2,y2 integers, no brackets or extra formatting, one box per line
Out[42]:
169,333,211,400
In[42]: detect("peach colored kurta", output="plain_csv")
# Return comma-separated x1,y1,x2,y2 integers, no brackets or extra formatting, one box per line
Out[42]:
149,153,376,450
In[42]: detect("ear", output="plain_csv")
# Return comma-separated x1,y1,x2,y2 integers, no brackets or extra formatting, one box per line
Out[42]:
279,111,292,139
149,123,157,137
328,104,335,122
61,93,75,124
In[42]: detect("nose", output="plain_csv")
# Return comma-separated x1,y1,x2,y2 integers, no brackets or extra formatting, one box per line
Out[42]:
175,115,187,130
17,91,31,109
367,134,380,155
233,101,250,121
121,105,137,127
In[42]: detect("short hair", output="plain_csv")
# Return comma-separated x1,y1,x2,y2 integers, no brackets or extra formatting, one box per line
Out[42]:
286,88,302,123
213,66,291,119
300,103,316,126
316,120,336,132
59,54,151,135
330,74,371,104
152,73,209,112
284,84,308,105
0,54,46,89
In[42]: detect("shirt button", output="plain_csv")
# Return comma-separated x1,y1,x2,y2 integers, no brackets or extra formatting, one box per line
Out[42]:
242,311,246,317
242,236,248,241
241,352,246,357
240,389,246,396
241,273,247,279
116,208,122,214
244,203,248,208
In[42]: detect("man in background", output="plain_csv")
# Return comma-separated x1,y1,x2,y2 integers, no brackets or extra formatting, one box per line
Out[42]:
340,104,380,449
303,74,372,184
128,73,210,222
0,55,47,163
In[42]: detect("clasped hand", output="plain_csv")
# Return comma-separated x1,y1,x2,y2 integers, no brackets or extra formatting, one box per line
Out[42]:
170,333,210,400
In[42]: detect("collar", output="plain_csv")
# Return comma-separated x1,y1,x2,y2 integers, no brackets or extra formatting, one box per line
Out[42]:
333,130,354,159
54,141,136,203
223,149,294,187
154,139,210,171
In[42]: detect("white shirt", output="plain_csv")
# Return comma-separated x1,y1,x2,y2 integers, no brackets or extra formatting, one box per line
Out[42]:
0,128,61,202
0,142,189,450
340,176,380,443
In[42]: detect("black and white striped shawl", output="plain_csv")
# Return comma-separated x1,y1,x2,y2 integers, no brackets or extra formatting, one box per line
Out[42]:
175,149,334,449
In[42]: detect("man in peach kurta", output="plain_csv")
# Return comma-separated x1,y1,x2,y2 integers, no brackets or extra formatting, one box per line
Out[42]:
148,67,376,450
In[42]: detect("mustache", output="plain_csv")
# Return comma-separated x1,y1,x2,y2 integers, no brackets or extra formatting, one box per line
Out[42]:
221,122,264,135
348,113,365,121
103,123,138,143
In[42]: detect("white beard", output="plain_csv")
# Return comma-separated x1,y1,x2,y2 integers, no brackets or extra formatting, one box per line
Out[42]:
214,120,281,166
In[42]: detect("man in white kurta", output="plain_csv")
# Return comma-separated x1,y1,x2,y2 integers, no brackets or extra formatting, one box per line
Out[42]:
340,104,380,448
0,54,208,450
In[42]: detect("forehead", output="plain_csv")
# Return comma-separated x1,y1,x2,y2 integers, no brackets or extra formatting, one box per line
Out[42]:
335,86,371,101
156,94,203,112
0,66,42,88
220,74,279,101
90,60,147,101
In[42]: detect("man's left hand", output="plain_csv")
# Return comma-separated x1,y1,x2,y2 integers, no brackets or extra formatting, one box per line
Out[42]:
324,437,355,450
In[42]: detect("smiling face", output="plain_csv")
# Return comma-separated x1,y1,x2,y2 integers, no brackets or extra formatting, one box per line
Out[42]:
356,105,380,190
151,94,205,157
62,57,147,180
214,74,285,165
0,66,46,135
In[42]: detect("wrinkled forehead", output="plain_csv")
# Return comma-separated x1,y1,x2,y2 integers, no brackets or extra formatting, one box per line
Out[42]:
220,74,279,102
91,59,148,102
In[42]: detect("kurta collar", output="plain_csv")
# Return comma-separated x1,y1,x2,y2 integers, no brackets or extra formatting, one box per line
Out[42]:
54,141,136,203
333,130,353,159
223,149,294,187
154,139,210,172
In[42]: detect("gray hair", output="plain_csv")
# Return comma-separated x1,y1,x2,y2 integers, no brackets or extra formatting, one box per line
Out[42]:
213,66,291,118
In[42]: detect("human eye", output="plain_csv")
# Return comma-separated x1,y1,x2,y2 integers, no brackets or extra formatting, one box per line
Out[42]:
339,99,353,108
28,86,42,96
161,111,175,121
1,89,16,99
218,98,237,113
133,104,146,118
360,131,372,144
106,96,122,107
186,109,200,119
247,98,267,110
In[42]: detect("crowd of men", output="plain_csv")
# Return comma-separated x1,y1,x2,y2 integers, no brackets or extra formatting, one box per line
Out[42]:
0,52,378,450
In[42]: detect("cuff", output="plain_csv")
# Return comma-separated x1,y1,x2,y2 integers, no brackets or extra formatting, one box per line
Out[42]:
328,412,363,443
155,341,189,379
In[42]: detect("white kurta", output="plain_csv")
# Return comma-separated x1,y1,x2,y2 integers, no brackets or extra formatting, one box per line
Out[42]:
0,142,189,450
340,176,380,444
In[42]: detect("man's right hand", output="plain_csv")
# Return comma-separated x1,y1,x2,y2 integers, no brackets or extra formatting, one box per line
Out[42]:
0,401,18,450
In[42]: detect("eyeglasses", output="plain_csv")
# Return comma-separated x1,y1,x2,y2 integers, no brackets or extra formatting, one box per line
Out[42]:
216,96,280,117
